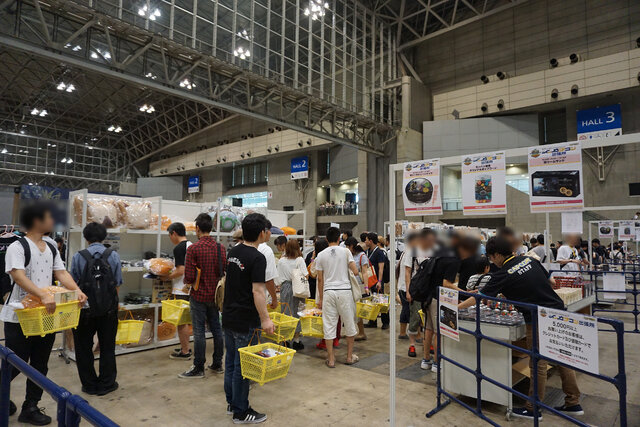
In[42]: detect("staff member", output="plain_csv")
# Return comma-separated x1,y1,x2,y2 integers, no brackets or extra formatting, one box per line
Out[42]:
459,236,583,421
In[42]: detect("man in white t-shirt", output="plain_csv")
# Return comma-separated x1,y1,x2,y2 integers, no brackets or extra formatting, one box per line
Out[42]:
160,222,193,360
556,234,582,276
258,220,278,309
1,203,87,424
316,227,360,367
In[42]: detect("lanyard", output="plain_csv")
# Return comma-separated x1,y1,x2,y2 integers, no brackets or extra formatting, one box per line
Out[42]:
503,255,515,266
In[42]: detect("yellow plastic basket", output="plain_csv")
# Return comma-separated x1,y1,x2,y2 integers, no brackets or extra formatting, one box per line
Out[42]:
161,299,191,326
376,295,390,314
238,342,296,385
356,301,381,321
262,312,299,343
267,302,282,313
300,315,323,338
304,299,316,309
15,301,81,337
418,309,425,325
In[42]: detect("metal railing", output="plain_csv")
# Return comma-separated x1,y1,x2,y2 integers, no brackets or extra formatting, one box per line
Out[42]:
0,344,119,427
427,290,627,427
587,269,640,334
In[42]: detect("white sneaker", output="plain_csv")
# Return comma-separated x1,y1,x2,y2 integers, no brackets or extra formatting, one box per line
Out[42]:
420,359,433,370
431,362,438,373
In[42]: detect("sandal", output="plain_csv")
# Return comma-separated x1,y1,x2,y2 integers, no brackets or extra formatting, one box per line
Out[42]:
354,335,367,342
325,360,335,369
344,354,360,365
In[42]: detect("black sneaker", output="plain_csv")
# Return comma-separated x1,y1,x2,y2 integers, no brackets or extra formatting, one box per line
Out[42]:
9,400,16,416
381,324,390,330
364,322,377,328
554,404,584,416
170,350,192,360
292,341,305,350
81,386,99,395
207,364,224,374
233,408,267,424
179,365,205,379
511,407,542,421
97,382,119,396
18,404,51,426
227,404,233,415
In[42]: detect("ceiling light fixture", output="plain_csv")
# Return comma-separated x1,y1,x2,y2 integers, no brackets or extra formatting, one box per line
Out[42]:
0,148,7,154
56,82,76,92
233,46,251,60
90,49,111,60
107,125,123,133
304,0,329,20
139,104,155,113
30,108,48,117
145,72,158,80
179,78,196,90
236,29,251,40
138,4,161,20
64,43,82,51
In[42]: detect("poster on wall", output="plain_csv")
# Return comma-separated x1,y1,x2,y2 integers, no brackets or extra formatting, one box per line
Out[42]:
528,142,584,213
598,220,614,238
402,159,442,216
461,151,507,215
538,307,599,375
619,220,634,240
438,287,459,341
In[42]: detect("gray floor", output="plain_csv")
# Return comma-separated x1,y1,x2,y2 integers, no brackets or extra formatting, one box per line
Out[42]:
3,305,639,426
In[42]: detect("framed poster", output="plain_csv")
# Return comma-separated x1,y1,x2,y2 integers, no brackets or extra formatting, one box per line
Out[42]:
461,151,506,215
528,142,584,213
402,159,442,216
598,220,614,238
619,220,634,240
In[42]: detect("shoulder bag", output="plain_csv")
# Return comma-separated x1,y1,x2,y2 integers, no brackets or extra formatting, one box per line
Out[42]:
345,249,362,302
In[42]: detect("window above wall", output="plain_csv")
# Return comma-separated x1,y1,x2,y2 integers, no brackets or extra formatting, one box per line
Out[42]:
223,161,268,189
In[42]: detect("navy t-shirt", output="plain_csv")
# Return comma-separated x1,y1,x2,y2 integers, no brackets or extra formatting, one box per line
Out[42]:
367,247,387,280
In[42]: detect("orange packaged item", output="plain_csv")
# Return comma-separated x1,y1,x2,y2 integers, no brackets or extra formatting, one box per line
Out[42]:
20,286,72,308
184,222,196,232
151,214,173,231
157,321,177,340
145,258,175,276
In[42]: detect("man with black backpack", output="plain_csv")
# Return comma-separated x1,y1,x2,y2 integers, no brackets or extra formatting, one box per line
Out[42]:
364,232,390,330
70,222,123,396
1,202,87,425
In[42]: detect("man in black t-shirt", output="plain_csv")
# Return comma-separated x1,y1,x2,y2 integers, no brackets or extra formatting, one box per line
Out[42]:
222,213,274,425
459,236,582,421
364,232,390,329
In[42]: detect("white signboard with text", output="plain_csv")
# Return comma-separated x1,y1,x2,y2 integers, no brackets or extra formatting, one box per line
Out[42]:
598,221,614,238
528,142,584,213
538,307,599,375
461,151,507,215
402,159,442,216
619,220,635,240
438,287,459,341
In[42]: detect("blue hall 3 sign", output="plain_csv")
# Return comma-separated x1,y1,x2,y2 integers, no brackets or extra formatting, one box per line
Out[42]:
576,104,622,140
291,156,309,180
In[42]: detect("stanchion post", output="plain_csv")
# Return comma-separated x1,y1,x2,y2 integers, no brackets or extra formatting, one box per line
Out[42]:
474,293,482,416
530,310,540,427
388,163,396,427
0,354,11,427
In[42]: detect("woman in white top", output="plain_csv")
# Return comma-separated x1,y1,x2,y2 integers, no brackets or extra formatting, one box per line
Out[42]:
345,237,369,341
277,239,308,350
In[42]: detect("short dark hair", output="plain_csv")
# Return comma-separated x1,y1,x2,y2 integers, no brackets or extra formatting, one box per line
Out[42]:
459,236,480,255
265,219,272,230
366,232,378,244
83,222,107,243
195,213,213,233
274,235,288,247
537,234,544,245
315,238,329,255
420,227,435,238
344,236,359,249
485,236,513,257
592,238,601,245
474,256,490,274
406,233,420,243
242,213,267,242
19,202,52,230
360,232,368,242
497,226,515,238
54,237,64,244
326,227,340,243
167,222,186,237
342,230,352,238
530,237,537,245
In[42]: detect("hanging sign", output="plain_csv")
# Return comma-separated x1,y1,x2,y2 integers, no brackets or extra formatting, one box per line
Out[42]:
402,159,442,216
538,307,599,375
576,104,622,140
461,151,506,215
291,156,309,180
528,142,584,213
561,212,583,234
187,176,200,194
598,220,614,238
438,287,459,341
619,220,634,240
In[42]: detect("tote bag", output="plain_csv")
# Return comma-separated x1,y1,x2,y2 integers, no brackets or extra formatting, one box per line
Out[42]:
345,250,362,303
292,259,311,299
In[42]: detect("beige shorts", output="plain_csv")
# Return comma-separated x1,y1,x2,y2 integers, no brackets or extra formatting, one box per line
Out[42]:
424,301,438,332
322,289,358,340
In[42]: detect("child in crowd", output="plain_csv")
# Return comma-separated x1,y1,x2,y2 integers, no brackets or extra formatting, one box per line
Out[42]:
465,256,491,292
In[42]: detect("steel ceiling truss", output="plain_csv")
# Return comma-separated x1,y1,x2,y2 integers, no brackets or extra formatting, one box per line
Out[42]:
372,0,527,50
0,170,118,193
0,0,396,156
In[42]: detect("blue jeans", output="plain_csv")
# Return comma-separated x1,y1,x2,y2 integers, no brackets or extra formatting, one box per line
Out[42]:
224,328,258,415
189,299,224,370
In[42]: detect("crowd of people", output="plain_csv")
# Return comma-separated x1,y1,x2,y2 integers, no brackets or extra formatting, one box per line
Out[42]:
2,201,616,424
317,200,358,216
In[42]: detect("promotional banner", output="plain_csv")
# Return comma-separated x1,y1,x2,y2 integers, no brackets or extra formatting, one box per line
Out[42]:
598,220,614,238
438,287,459,341
538,307,599,375
461,151,506,215
619,220,635,240
402,159,442,216
528,142,584,213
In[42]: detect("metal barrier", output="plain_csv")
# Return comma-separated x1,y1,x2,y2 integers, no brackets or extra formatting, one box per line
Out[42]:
426,291,627,427
587,269,640,334
0,344,119,427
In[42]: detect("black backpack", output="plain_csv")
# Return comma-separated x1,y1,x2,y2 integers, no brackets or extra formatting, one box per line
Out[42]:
78,248,118,316
408,257,438,303
4,237,58,304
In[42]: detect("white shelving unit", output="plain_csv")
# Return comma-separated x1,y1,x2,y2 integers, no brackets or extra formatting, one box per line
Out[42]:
64,192,306,359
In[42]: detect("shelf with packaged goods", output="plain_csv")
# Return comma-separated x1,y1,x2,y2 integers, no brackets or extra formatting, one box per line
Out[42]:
119,303,160,310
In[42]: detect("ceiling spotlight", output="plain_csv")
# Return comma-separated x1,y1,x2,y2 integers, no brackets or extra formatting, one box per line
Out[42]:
637,71,640,82
241,152,246,158
267,146,272,153
30,108,48,117
56,82,76,92
217,157,221,163
138,4,161,20
481,103,488,113
179,78,196,90
571,84,579,95
222,156,226,162
480,75,489,84
298,141,303,147
145,72,158,80
246,151,251,157
236,29,251,40
233,46,251,60
496,71,506,80
551,88,559,99
451,109,460,119
549,58,558,68
304,0,329,20
139,104,155,113
636,37,640,48
497,99,504,109
90,49,111,60
569,53,579,63
306,139,312,146
64,43,82,51
275,126,282,131
107,125,123,133
0,148,7,154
